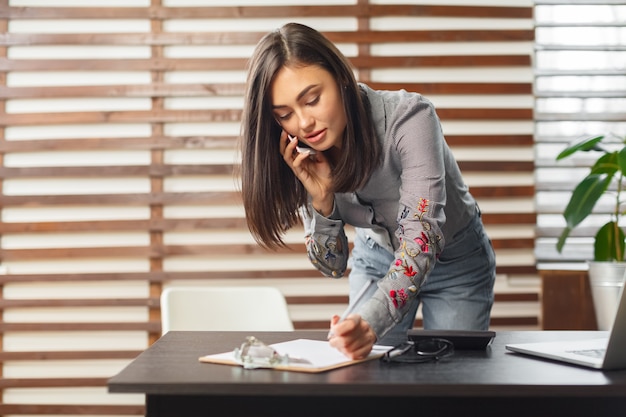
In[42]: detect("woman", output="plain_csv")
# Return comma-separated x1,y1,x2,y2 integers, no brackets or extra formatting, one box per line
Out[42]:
240,23,496,359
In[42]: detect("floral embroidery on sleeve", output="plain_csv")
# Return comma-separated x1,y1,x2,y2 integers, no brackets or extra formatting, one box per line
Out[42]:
304,232,347,278
389,288,408,308
387,197,442,309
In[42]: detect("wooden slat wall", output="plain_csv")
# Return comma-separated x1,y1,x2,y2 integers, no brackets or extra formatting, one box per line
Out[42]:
0,1,536,415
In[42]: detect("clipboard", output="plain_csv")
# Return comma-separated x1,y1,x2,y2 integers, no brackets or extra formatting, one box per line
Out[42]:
199,338,390,373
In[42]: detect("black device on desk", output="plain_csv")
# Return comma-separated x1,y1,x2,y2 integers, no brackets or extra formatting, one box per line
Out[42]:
407,329,495,350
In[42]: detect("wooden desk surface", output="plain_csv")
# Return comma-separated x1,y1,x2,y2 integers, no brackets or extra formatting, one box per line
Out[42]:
108,330,626,417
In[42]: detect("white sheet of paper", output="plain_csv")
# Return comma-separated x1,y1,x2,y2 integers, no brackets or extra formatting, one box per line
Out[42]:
202,338,391,370
272,339,390,368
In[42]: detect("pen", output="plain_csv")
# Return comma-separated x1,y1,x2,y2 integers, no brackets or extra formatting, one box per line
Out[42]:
327,279,375,339
386,341,414,359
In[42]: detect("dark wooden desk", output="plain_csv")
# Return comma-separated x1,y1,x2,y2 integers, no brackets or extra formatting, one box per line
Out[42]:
108,331,626,417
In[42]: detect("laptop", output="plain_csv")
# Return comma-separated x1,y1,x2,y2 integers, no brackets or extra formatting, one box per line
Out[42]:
506,284,626,370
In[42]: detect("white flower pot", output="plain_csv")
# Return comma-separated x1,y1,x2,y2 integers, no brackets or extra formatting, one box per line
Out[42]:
587,261,626,330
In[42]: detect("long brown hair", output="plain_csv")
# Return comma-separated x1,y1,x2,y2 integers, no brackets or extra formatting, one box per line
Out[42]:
240,23,380,249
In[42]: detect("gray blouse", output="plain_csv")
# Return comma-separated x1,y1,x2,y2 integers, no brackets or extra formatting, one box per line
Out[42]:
301,84,477,340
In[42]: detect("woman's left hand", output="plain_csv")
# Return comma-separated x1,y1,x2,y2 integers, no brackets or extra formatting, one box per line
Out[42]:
327,314,377,359
281,131,334,216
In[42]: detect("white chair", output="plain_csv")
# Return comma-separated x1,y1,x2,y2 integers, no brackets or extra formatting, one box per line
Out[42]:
160,286,294,334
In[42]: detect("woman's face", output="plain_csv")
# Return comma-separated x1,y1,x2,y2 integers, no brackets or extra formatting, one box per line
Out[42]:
270,64,347,151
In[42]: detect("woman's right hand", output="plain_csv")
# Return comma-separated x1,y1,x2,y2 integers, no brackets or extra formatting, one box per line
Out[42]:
281,131,334,216
328,314,377,359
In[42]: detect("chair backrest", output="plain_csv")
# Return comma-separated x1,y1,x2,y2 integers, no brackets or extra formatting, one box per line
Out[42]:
160,286,295,334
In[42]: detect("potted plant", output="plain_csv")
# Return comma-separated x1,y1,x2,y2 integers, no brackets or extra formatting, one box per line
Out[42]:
556,133,626,329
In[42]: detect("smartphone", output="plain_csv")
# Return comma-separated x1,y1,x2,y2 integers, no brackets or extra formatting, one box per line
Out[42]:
289,135,318,155
296,143,318,155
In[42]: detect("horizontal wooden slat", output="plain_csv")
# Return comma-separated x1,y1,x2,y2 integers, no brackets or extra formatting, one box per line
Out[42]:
6,317,537,333
371,83,533,95
0,135,535,154
0,265,536,284
0,322,160,332
0,218,249,233
0,292,538,316
0,56,531,72
0,319,532,339
0,350,142,361
0,136,238,152
445,135,534,147
0,298,158,308
458,161,534,172
1,82,533,99
496,293,540,302
297,315,539,330
1,30,534,45
490,316,539,326
286,292,539,305
0,271,327,284
0,57,250,71
3,5,533,20
0,192,242,206
468,185,535,197
296,321,338,330
481,213,536,224
0,108,531,126
438,108,532,120
0,378,109,388
368,4,533,18
0,404,143,416
0,83,246,99
0,109,243,126
334,30,534,43
0,235,531,260
287,295,347,305
0,164,234,178
0,217,526,238
496,265,538,275
0,32,266,46
0,244,291,260
0,165,533,178
491,238,535,249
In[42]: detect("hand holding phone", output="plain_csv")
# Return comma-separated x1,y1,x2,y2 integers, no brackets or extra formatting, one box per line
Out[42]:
289,135,317,155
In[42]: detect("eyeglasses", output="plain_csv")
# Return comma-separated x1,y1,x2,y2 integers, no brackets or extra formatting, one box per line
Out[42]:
233,336,312,369
234,336,287,369
381,338,454,364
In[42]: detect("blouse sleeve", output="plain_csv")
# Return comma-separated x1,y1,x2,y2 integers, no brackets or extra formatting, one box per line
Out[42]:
300,203,349,278
359,96,447,339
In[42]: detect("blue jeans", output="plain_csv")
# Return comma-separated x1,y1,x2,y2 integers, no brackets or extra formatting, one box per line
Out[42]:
348,208,496,346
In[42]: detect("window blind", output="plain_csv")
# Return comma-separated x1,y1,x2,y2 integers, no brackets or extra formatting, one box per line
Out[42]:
535,1,626,268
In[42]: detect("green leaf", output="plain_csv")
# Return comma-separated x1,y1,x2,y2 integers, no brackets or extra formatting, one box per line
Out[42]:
556,135,605,160
563,174,613,229
590,152,619,175
594,221,626,261
556,226,572,253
